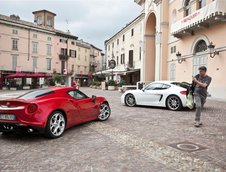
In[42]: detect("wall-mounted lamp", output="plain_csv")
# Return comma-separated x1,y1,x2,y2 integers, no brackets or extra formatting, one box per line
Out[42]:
176,51,185,64
208,42,219,58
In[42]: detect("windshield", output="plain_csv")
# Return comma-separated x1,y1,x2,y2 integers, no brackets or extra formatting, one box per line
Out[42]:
18,89,54,100
171,82,191,89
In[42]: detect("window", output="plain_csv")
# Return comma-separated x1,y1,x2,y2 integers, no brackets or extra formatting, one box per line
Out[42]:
33,34,38,38
139,47,142,60
194,40,207,53
68,90,88,100
12,55,17,71
60,48,67,55
172,9,177,23
77,65,80,73
108,45,110,51
121,54,125,64
70,50,76,58
12,29,18,35
32,57,38,71
60,39,67,44
47,44,51,56
37,16,42,25
32,42,38,54
131,29,134,37
171,46,176,54
184,0,191,16
46,58,51,70
198,0,206,9
122,35,125,42
144,83,170,90
47,37,51,41
71,41,75,45
46,16,52,27
117,39,119,45
112,42,114,48
193,40,208,75
12,39,18,50
84,66,87,75
18,89,53,100
170,63,176,81
116,56,119,65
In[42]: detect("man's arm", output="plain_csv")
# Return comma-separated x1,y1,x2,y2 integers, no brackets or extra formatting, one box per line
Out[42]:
192,78,208,88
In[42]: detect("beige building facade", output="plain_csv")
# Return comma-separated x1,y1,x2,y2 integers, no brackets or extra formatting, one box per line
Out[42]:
0,10,102,89
134,0,226,100
105,13,145,84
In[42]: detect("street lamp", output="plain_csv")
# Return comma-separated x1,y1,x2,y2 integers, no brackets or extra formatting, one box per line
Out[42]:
208,42,219,58
176,51,185,64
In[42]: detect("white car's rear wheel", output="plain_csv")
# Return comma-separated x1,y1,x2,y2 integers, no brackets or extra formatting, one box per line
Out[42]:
166,95,182,111
125,94,136,107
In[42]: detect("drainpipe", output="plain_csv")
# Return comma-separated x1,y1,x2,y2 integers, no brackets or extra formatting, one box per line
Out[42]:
28,27,31,61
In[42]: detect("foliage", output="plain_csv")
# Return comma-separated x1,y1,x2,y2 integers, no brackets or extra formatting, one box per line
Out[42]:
53,74,63,84
118,79,126,87
107,80,116,86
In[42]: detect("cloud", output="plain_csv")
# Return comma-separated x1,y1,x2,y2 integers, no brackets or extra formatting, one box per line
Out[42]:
0,0,142,50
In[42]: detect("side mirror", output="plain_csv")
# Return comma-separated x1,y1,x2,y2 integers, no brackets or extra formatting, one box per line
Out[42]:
91,95,96,102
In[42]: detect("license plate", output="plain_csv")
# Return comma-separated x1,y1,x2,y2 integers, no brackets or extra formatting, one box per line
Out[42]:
0,114,16,120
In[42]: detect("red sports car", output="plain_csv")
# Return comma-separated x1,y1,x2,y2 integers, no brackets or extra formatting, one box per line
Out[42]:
0,87,111,138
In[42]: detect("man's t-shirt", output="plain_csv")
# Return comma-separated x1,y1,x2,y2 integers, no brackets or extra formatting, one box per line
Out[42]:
194,75,212,98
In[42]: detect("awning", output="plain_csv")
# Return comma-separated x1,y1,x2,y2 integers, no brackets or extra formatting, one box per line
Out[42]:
171,0,226,35
4,73,52,79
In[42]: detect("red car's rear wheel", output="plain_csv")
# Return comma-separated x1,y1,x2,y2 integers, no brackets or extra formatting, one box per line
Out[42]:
98,103,111,121
45,111,66,139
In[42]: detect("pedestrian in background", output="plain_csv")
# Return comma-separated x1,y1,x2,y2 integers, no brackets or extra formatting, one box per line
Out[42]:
192,66,212,127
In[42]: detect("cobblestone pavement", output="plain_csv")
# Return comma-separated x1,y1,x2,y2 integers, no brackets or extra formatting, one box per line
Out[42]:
0,88,226,172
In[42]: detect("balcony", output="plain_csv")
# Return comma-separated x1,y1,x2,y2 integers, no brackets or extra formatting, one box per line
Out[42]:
125,61,135,71
171,0,226,38
59,54,69,61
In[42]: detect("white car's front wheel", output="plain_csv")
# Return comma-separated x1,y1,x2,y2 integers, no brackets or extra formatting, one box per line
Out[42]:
166,95,182,111
125,94,136,107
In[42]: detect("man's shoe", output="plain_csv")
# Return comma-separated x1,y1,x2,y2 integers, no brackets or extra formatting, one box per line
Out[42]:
194,121,203,125
194,121,201,127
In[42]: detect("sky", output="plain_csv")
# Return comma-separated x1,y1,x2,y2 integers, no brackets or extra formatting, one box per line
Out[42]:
0,0,142,50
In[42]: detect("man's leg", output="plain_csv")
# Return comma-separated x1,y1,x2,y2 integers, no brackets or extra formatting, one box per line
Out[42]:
194,95,202,127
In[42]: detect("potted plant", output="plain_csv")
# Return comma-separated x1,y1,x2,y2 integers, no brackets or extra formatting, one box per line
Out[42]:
118,79,126,92
107,80,116,91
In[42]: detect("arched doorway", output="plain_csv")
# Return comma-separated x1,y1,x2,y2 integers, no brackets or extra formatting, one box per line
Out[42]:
192,39,208,75
144,13,156,82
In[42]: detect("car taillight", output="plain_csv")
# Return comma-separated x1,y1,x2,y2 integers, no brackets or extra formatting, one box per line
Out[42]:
27,104,38,114
180,91,187,95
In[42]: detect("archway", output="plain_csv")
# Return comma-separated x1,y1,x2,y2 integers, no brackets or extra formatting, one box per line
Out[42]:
144,13,156,82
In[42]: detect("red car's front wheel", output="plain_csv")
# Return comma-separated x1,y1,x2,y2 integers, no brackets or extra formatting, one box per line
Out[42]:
45,111,66,139
98,103,111,121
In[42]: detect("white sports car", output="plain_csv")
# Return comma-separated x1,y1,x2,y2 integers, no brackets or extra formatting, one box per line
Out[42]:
121,81,188,111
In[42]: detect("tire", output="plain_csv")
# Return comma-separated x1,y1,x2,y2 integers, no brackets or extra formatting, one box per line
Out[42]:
166,95,182,111
125,94,136,107
45,111,66,139
98,103,111,121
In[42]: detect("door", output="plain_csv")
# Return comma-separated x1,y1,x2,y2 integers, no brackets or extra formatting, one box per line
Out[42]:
138,83,169,106
129,50,133,68
67,90,99,123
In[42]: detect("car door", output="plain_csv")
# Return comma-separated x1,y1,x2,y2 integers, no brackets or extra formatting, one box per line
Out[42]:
139,83,167,106
67,90,99,123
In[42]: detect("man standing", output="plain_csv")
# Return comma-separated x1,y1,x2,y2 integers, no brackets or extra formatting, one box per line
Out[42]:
192,66,212,127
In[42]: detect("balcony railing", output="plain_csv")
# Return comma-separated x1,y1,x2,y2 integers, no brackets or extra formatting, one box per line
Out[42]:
171,0,226,38
59,54,69,61
125,61,135,70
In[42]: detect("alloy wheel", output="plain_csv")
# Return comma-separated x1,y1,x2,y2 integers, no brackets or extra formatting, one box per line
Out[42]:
49,112,65,137
98,103,111,121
